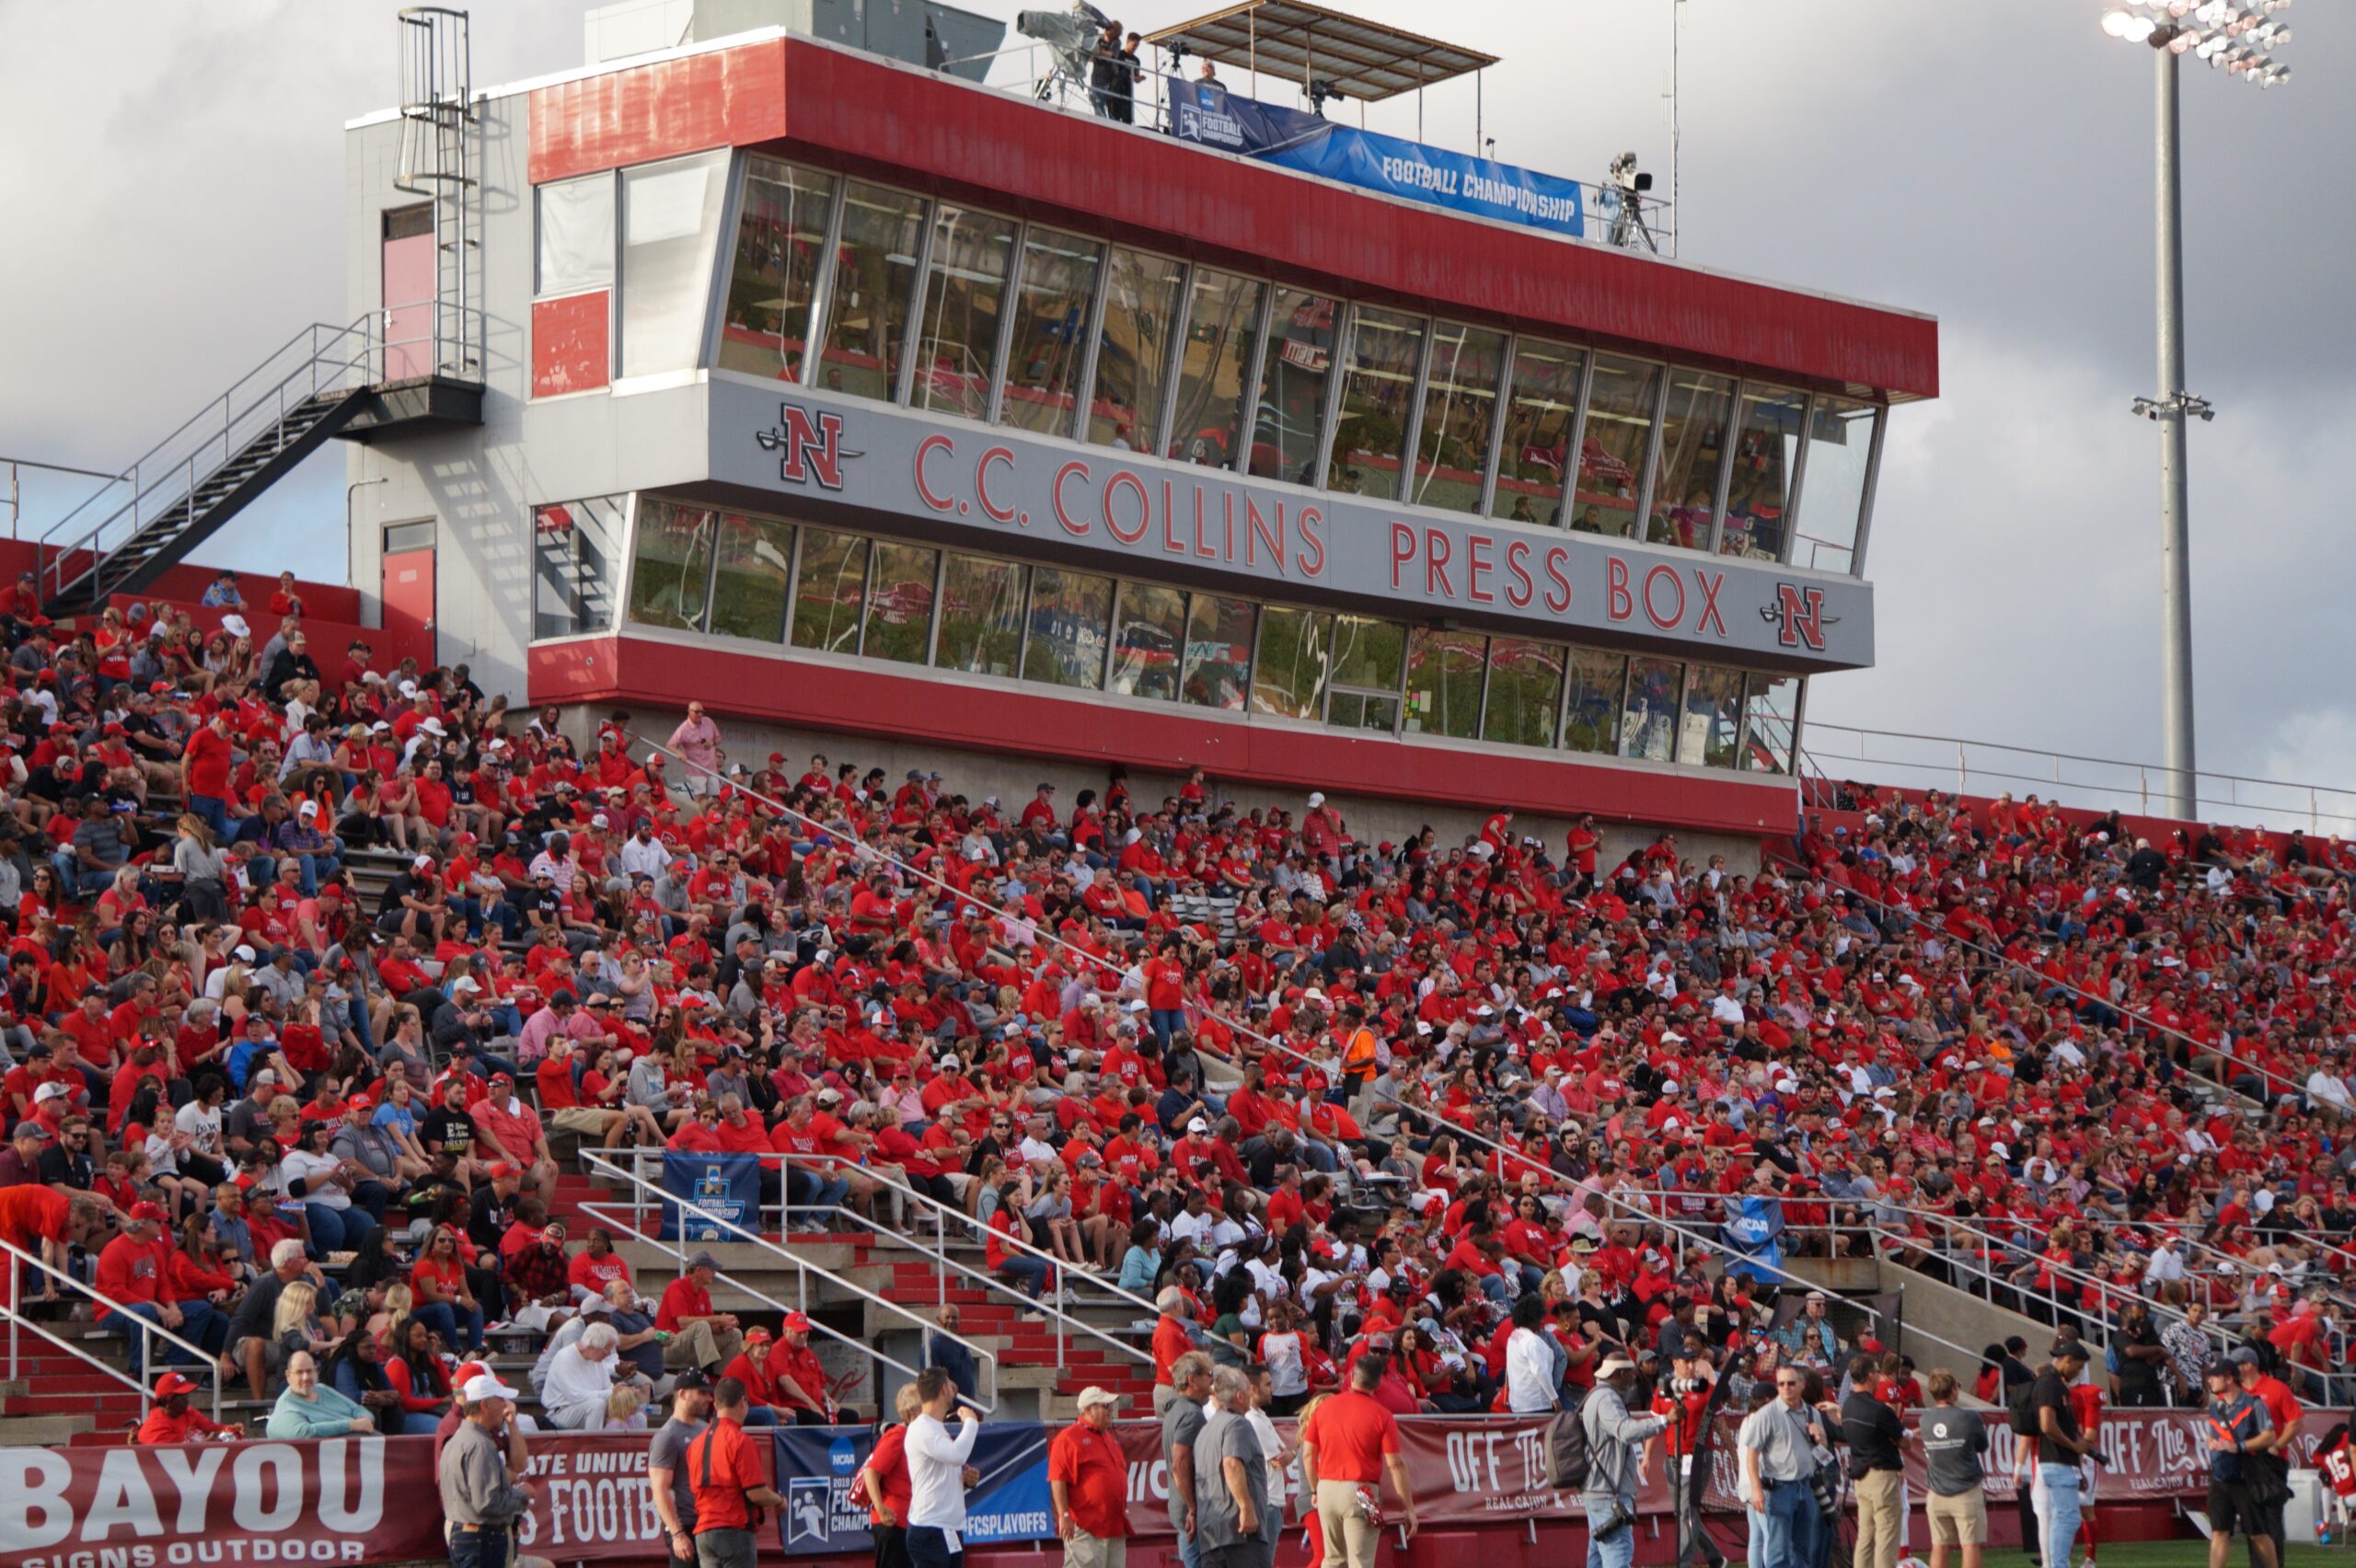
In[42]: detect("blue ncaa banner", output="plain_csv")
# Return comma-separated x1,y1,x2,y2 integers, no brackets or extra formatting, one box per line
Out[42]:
1164,77,1585,239
774,1424,1057,1555
658,1152,762,1241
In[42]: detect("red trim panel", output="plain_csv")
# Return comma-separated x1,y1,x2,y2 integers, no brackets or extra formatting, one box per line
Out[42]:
531,39,788,183
531,636,1799,838
531,293,612,398
525,40,1935,398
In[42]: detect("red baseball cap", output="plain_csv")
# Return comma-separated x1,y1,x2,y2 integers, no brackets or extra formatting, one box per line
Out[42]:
155,1372,202,1398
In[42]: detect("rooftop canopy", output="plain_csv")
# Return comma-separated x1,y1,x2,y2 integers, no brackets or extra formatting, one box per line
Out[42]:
1143,0,1496,103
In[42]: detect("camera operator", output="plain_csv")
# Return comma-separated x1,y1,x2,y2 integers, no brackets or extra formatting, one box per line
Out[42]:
1644,1336,1726,1568
1581,1354,1669,1568
1087,21,1138,124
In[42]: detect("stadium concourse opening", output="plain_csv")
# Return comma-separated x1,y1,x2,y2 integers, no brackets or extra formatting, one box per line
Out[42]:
17,2,2355,1568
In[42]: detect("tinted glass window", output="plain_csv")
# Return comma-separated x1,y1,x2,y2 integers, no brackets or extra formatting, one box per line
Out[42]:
816,181,927,401
998,227,1101,435
1408,323,1506,515
1022,567,1113,688
1678,664,1744,767
1166,269,1265,468
1724,386,1807,561
1494,339,1583,525
1108,583,1187,701
909,204,1015,419
1562,650,1625,755
1795,397,1878,574
1327,308,1425,501
625,497,714,631
1646,370,1734,550
936,554,1026,677
533,497,621,640
1403,629,1484,740
1483,638,1565,748
861,542,938,664
618,154,728,378
1741,673,1801,773
1623,655,1684,762
1180,594,1256,710
717,158,834,382
1247,288,1337,485
1089,248,1186,450
707,510,796,642
1568,354,1661,536
1252,605,1332,719
789,528,870,654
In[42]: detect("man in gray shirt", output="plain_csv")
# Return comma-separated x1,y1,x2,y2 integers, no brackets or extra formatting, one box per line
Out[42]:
1738,1366,1828,1568
1161,1353,1214,1568
1582,1354,1669,1568
1194,1366,1268,1568
1917,1369,1989,1568
648,1373,713,1568
439,1372,537,1568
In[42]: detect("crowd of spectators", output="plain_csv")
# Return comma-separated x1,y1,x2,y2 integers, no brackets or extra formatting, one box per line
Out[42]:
1,573,2354,1447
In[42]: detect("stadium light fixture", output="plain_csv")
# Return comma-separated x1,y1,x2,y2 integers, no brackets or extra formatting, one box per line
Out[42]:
2096,0,2294,821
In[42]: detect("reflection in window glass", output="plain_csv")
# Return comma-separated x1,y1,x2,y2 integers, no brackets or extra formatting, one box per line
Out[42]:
909,204,1016,419
1724,386,1807,562
1325,615,1404,732
1327,308,1425,501
1562,651,1625,755
537,174,614,296
1403,629,1484,739
1252,605,1332,719
1647,371,1734,550
533,496,621,640
1678,664,1743,767
789,528,870,654
1089,248,1186,450
708,511,796,642
817,182,926,401
1022,567,1113,689
1408,323,1506,514
998,227,1101,435
936,554,1026,677
625,497,715,631
1493,340,1583,525
1794,397,1878,575
1568,354,1661,536
619,154,728,378
717,158,835,382
1741,673,1801,773
1248,288,1337,484
1108,583,1187,701
1484,638,1565,748
1166,270,1264,467
1622,655,1683,761
861,542,938,664
1181,595,1256,710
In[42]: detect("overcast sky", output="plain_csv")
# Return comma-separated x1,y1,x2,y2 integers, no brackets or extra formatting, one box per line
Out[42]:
3,1,2349,820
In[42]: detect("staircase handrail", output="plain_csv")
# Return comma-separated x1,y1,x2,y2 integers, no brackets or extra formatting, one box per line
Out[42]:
36,318,379,605
579,1150,1000,1411
812,1197,1155,1377
1,1239,224,1426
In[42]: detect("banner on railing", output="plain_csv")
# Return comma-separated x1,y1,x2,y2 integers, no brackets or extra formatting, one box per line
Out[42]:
660,1151,764,1242
1163,77,1586,239
6,1411,2346,1568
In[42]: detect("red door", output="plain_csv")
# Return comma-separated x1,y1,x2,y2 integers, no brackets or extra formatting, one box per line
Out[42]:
381,522,436,665
382,205,436,380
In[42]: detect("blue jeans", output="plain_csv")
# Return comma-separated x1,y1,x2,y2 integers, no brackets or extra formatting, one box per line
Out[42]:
305,1204,375,1252
786,1166,849,1216
1747,1478,1820,1568
1583,1497,1635,1568
106,1298,223,1375
996,1255,1049,1300
905,1526,964,1568
415,1297,485,1352
1173,1522,1199,1568
448,1522,511,1568
188,793,230,838
2034,1463,2082,1568
1149,1008,1184,1050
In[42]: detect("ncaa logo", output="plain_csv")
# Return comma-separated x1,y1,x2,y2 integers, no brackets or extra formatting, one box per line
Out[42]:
756,402,862,490
787,1477,833,1545
1760,582,1837,651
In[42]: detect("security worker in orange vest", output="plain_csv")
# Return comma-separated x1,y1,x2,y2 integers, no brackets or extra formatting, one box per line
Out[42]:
1339,1007,1380,1099
687,1377,785,1568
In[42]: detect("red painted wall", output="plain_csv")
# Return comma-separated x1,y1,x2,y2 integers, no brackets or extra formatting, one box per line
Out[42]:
532,292,612,398
530,634,1800,837
525,40,1936,400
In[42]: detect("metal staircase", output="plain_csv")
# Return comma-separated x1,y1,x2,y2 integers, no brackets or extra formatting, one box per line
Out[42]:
35,321,379,616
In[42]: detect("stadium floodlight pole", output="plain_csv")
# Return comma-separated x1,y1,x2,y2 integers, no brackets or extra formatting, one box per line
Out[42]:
2099,0,2292,820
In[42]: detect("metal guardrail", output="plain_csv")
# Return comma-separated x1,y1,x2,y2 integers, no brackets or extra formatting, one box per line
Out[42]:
1799,720,2356,837
579,1149,1001,1411
3,1239,225,1426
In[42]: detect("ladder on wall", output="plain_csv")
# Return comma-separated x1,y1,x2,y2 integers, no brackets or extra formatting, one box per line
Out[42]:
395,6,483,379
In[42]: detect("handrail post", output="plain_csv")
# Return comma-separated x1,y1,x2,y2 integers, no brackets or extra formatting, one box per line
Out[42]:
935,1206,946,1314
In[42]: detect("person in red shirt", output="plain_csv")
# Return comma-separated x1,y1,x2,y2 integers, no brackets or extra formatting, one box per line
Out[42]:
657,1254,747,1376
687,1377,785,1557
1143,937,1188,1050
766,1310,843,1424
135,1370,240,1444
97,1202,224,1373
1299,1355,1418,1551
180,711,237,836
1050,1386,1133,1553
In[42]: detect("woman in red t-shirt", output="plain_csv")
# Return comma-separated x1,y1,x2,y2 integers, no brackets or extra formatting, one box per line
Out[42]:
408,1226,484,1351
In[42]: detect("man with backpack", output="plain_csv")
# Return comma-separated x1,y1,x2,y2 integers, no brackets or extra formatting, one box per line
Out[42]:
1579,1353,1669,1568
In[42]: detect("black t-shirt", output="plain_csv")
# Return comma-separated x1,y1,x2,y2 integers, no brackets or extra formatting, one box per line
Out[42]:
1842,1390,1906,1475
420,1106,479,1163
2114,1318,2164,1396
2029,1369,2081,1464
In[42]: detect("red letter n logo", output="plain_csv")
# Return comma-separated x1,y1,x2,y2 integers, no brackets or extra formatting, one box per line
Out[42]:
756,403,857,490
1762,582,1831,651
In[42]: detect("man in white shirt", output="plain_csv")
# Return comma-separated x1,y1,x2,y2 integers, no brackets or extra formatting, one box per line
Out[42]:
1503,1295,1559,1413
2308,1064,2354,1114
618,824,672,882
2142,1236,2189,1289
905,1366,981,1568
543,1321,622,1429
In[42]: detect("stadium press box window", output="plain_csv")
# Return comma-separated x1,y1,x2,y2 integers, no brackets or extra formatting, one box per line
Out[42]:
612,502,1810,778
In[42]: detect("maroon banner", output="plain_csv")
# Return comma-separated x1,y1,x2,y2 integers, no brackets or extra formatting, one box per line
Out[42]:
5,1411,2347,1568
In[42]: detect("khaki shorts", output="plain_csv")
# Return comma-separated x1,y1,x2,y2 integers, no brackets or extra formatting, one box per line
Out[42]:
1064,1531,1127,1568
1926,1489,1987,1545
552,1107,616,1135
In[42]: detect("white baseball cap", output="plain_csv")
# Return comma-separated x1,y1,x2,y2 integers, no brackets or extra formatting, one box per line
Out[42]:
461,1372,521,1402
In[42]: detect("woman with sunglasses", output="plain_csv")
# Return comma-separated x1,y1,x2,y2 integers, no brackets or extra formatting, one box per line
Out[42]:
409,1224,485,1352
